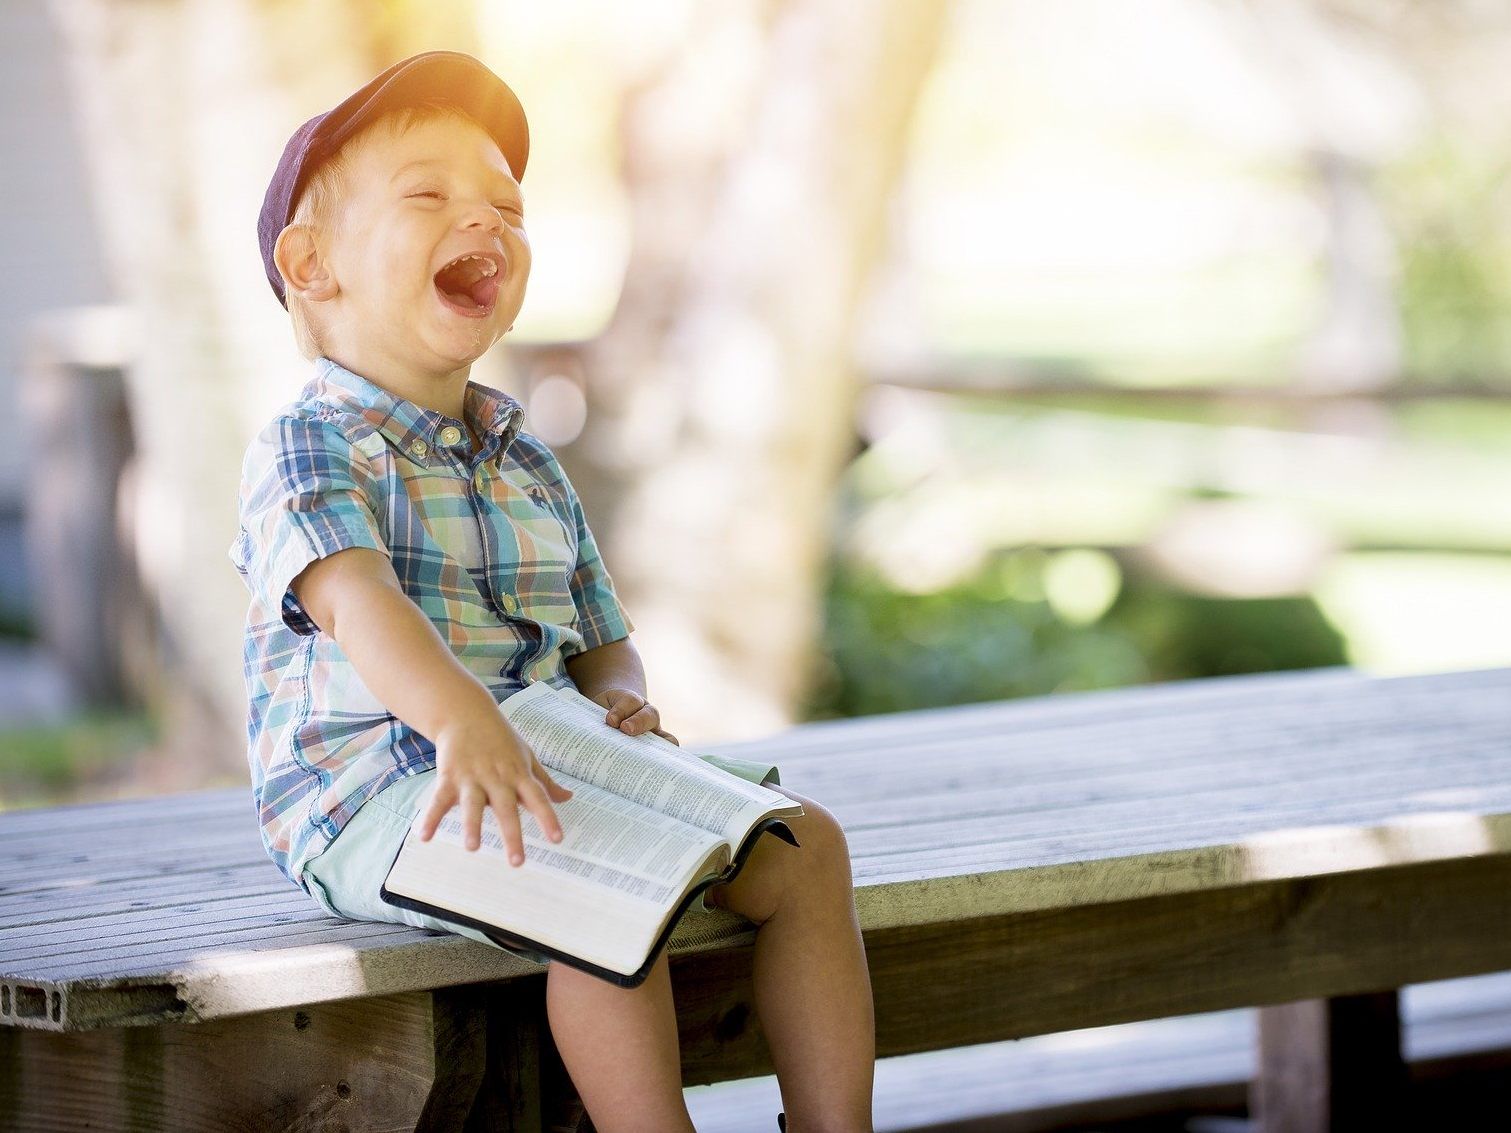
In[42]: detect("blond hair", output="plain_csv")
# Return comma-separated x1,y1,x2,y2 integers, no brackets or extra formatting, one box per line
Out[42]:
282,101,488,359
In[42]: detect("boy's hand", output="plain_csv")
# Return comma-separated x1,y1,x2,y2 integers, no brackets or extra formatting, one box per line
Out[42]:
593,688,679,746
417,709,574,866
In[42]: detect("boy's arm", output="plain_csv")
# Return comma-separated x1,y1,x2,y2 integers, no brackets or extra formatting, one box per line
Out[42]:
291,546,574,860
565,637,679,745
292,546,500,742
564,637,644,703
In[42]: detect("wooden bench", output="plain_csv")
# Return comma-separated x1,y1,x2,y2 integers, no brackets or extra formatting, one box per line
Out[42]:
4,663,1511,1132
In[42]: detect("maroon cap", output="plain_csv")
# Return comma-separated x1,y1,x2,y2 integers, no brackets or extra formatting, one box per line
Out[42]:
258,50,529,309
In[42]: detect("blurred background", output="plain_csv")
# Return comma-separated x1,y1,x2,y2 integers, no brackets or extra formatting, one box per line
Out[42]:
2,0,1510,814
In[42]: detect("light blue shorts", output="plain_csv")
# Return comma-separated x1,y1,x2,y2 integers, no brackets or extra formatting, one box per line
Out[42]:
302,754,782,967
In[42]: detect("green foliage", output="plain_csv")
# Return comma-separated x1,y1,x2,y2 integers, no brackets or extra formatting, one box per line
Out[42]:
0,709,158,809
1098,586,1348,683
0,607,34,642
801,550,1349,721
1387,140,1511,384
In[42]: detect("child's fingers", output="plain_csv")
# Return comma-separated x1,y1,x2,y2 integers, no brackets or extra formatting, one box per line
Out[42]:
613,702,660,736
530,758,575,810
459,782,488,851
517,774,567,845
603,690,647,726
491,789,527,866
417,781,457,841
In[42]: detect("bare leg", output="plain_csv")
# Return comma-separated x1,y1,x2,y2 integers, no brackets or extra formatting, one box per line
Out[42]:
705,789,876,1133
546,949,697,1133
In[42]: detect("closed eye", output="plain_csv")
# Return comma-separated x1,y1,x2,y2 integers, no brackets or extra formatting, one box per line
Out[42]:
410,190,445,200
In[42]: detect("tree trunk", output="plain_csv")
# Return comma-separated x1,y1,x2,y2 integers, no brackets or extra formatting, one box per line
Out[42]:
1238,0,1410,398
576,0,952,740
45,0,480,785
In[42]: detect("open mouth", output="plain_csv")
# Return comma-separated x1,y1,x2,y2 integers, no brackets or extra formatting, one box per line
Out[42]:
433,252,502,318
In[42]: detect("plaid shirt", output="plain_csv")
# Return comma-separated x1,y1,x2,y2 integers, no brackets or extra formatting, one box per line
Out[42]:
228,355,634,894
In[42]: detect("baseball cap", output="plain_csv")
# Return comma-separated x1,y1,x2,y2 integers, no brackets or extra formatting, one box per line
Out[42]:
258,50,530,309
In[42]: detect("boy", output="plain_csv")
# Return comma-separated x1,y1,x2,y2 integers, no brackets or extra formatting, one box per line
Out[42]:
229,51,874,1132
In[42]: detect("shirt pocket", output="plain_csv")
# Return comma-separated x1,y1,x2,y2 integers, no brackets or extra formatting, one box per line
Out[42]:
493,477,578,622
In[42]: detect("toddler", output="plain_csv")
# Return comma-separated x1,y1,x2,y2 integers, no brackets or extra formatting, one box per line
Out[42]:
229,50,874,1132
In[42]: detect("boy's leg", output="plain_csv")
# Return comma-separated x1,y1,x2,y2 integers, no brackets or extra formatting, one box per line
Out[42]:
546,949,697,1133
703,787,876,1133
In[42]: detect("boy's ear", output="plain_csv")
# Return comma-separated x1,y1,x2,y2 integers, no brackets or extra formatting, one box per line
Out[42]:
273,223,338,302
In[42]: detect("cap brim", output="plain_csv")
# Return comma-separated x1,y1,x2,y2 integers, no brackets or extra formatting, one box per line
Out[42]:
322,50,529,183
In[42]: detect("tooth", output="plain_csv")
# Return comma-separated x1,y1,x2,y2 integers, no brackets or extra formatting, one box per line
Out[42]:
438,253,497,277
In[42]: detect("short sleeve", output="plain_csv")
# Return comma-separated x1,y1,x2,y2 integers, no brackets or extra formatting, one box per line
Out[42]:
539,452,634,654
228,414,391,636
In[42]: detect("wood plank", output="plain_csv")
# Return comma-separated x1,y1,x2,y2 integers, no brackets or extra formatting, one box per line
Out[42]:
0,853,288,897
822,739,1511,822
1,809,261,856
0,895,339,961
12,681,1505,890
685,973,1511,1132
2,673,1498,870
11,749,1511,918
11,919,450,983
711,665,1388,755
670,853,1511,1083
0,925,432,1030
11,744,1507,943
702,666,1507,766
7,918,750,1025
21,746,1506,903
9,730,1502,904
0,666,1496,844
0,873,302,923
0,906,756,1031
848,790,1511,880
7,794,1506,974
833,747,1511,842
11,789,1511,978
0,787,248,838
7,807,1511,1011
0,987,490,1133
1252,992,1408,1133
801,725,1511,812
4,826,1509,1001
779,680,1509,781
6,666,1511,1031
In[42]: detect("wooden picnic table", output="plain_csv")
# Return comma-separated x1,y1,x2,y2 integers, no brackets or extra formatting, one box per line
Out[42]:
3,663,1510,1131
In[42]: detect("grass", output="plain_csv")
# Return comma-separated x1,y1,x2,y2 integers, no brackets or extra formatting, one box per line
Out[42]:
0,708,159,812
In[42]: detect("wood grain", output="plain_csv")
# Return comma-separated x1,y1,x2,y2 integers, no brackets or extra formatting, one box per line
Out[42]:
669,853,1511,1083
0,989,486,1132
3,666,1510,1131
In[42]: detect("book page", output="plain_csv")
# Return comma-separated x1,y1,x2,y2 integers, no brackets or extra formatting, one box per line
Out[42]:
386,805,724,977
501,682,789,842
424,766,726,904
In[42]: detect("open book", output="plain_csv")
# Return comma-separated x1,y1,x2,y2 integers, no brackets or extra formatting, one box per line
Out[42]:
380,681,803,987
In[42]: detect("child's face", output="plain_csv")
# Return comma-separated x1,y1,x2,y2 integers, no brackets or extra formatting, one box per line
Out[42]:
316,113,531,375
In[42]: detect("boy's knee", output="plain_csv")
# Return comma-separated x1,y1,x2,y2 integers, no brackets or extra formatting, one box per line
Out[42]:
774,790,853,887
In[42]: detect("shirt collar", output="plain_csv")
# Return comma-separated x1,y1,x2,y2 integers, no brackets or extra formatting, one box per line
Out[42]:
307,355,525,463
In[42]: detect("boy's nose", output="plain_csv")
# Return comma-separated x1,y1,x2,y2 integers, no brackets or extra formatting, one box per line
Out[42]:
460,201,504,233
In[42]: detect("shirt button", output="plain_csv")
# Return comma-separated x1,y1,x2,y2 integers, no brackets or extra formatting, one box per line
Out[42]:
409,438,428,459
439,425,463,447
473,467,485,490
501,594,518,614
